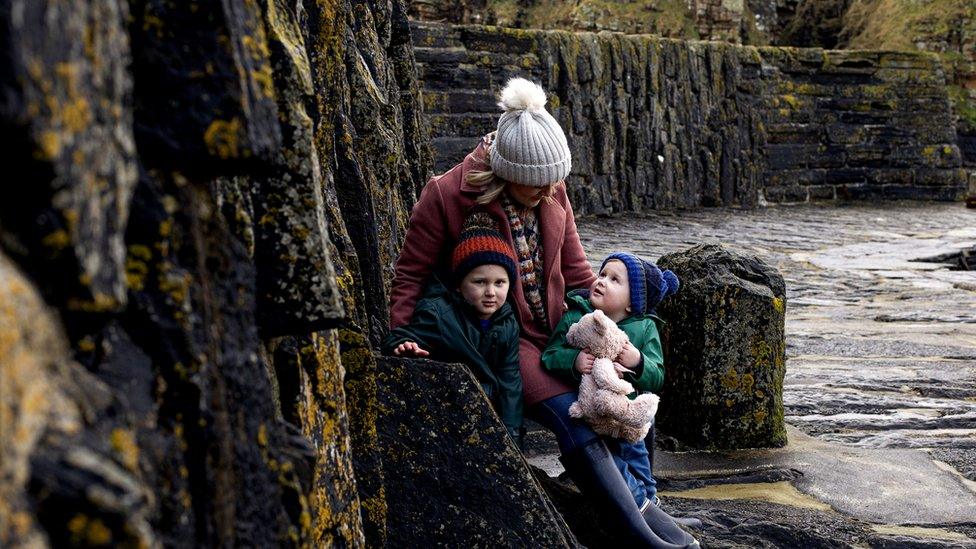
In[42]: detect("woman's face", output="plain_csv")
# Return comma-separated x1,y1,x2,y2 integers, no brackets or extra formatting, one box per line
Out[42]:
507,181,556,208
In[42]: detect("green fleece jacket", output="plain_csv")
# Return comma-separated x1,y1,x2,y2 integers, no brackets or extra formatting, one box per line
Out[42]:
381,279,523,439
541,289,665,395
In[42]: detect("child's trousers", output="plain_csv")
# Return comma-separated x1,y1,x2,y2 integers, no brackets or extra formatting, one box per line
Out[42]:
527,392,657,507
606,430,658,507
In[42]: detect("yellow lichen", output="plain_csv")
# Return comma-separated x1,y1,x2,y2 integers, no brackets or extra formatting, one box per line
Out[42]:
37,131,61,159
203,118,242,159
66,292,119,313
78,336,96,352
41,229,70,250
67,514,113,546
110,428,140,472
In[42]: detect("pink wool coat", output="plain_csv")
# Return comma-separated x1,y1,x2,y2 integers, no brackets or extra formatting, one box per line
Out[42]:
389,137,597,406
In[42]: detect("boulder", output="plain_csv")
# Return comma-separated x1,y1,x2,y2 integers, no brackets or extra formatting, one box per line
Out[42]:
374,356,579,547
656,244,788,450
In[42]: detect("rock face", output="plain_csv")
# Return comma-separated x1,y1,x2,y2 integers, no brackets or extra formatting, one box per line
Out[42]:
374,356,579,547
656,244,788,450
413,21,967,210
1,0,430,546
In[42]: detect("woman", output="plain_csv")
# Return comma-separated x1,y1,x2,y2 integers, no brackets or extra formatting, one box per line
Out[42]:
389,78,696,548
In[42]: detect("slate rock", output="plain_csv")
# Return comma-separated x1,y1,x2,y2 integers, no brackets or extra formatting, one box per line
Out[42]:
374,356,579,547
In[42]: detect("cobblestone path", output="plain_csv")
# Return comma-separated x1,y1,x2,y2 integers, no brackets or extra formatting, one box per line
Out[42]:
576,202,976,479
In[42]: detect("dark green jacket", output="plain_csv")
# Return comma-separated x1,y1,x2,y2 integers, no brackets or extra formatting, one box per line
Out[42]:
541,289,665,396
381,280,523,438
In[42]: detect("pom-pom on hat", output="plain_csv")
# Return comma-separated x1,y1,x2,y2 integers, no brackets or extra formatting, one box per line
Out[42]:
452,210,519,286
489,77,572,187
600,252,680,316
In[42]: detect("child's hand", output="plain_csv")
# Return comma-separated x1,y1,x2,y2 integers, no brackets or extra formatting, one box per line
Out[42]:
615,342,641,369
574,349,596,375
393,341,429,357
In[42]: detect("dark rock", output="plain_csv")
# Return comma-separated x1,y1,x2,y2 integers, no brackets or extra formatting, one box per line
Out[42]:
0,0,136,335
657,244,788,450
661,496,872,549
248,0,344,337
128,0,281,173
374,356,579,547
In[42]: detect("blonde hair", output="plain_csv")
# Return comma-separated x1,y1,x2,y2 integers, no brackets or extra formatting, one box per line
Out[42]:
465,144,558,206
466,169,508,205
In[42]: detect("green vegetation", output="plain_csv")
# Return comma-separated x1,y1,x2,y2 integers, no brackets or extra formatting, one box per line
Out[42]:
840,0,976,125
486,0,699,38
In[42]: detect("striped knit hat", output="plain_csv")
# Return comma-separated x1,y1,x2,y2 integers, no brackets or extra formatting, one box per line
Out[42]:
490,78,572,187
452,211,518,285
601,252,680,316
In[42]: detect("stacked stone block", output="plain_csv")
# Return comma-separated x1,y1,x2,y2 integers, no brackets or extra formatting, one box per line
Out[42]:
412,21,967,211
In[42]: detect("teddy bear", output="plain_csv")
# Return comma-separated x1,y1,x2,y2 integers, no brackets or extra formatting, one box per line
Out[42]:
565,309,659,443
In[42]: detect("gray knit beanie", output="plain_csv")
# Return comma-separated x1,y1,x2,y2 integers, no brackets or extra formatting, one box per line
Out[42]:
489,78,572,187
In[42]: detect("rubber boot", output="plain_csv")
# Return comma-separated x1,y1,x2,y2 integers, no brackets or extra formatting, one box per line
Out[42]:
559,439,698,548
640,499,701,545
651,499,703,530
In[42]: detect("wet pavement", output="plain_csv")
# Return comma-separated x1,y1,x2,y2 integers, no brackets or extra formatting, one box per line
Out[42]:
529,201,976,546
575,202,976,465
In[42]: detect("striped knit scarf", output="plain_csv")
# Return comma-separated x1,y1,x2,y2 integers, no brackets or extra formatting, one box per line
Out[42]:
501,194,548,328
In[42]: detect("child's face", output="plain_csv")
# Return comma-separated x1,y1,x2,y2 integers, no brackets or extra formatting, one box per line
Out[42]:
459,264,510,319
589,259,631,322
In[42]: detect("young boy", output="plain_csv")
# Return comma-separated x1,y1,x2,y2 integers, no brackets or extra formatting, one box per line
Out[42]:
542,252,680,514
381,212,524,446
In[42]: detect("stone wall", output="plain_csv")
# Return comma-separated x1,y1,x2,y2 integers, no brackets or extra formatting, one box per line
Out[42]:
0,0,430,546
413,21,967,210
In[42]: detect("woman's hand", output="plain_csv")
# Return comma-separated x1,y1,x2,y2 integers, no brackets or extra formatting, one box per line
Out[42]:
393,341,429,357
574,349,596,375
615,342,641,370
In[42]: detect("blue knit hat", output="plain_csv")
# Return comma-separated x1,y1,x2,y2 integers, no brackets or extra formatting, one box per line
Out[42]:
600,252,680,315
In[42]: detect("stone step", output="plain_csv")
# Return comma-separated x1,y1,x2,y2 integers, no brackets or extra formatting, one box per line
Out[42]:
458,25,537,54
416,61,495,91
423,89,498,114
413,45,467,65
432,136,482,171
414,46,542,73
428,112,497,138
409,21,461,48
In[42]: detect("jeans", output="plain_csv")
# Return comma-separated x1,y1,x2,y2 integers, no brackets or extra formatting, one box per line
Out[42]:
606,436,657,507
528,392,657,506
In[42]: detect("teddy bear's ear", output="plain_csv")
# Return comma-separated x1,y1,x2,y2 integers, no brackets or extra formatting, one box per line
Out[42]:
592,314,607,335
